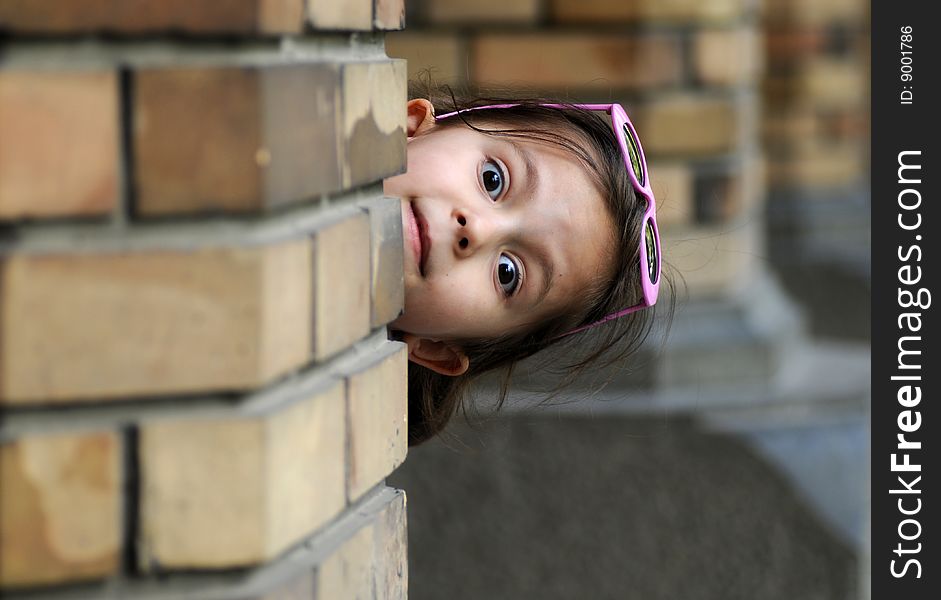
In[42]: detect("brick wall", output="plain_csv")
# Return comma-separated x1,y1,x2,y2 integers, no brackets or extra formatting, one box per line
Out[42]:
388,0,765,298
762,0,869,191
759,0,870,333
0,1,409,598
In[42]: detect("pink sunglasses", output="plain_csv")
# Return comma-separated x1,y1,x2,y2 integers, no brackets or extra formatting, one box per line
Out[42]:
435,103,661,337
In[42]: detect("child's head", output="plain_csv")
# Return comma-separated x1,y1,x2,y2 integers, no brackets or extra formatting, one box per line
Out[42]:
385,80,673,446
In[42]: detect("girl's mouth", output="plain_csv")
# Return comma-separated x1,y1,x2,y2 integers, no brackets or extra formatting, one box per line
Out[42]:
407,201,429,276
414,204,431,276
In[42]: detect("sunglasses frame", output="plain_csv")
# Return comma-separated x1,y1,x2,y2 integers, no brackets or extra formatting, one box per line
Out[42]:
434,102,661,337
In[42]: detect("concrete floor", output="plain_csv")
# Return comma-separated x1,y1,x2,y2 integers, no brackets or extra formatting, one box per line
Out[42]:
389,414,858,600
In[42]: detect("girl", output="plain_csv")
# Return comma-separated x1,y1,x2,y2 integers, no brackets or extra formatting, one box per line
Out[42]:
384,80,674,447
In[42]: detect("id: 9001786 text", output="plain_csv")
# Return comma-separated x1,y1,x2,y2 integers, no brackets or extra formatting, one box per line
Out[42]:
900,26,913,105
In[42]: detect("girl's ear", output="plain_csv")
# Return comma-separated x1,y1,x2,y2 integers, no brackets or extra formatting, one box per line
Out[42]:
401,333,469,376
407,98,436,139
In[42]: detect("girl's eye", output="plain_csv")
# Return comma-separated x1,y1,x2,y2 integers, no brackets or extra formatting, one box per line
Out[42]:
497,254,521,296
481,159,506,200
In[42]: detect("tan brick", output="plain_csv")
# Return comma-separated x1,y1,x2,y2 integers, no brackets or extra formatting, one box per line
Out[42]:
472,34,683,90
374,0,405,30
799,58,866,109
134,63,345,216
346,344,407,502
550,0,747,23
425,0,539,23
312,213,371,361
649,162,694,228
0,431,120,587
0,0,304,34
306,0,371,30
762,107,820,144
0,70,118,220
764,59,865,111
0,240,312,404
341,60,408,189
317,489,407,600
693,28,762,86
550,0,635,21
767,141,863,188
764,107,867,146
635,96,741,156
763,0,867,25
359,197,405,328
140,382,346,569
385,32,464,84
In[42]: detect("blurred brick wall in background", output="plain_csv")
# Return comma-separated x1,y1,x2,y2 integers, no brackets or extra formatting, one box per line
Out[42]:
761,0,870,309
762,0,869,191
0,1,410,598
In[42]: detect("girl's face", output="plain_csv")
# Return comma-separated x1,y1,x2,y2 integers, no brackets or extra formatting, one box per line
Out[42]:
384,100,615,373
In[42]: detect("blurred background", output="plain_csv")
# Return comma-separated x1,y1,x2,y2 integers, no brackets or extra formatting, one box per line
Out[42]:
385,0,871,599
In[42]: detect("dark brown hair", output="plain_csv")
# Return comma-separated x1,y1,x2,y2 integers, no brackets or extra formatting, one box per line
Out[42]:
400,76,677,447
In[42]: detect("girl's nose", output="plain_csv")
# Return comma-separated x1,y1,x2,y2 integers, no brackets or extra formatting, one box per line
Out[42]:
452,208,498,256
456,213,469,251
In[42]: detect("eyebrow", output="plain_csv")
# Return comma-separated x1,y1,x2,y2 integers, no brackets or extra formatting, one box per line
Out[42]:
532,249,554,309
505,138,540,203
503,139,554,308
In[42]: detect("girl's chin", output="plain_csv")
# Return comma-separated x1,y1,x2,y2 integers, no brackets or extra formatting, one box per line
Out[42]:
389,311,412,333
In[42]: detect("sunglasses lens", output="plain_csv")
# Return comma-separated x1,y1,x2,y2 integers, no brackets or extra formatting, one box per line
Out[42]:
622,123,645,187
644,219,659,284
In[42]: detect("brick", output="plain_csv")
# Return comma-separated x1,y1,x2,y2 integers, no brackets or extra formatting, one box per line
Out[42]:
762,107,819,145
764,60,865,111
472,34,683,90
346,344,407,502
425,0,539,24
140,382,346,569
0,0,304,35
763,0,867,25
0,240,312,404
341,60,408,189
310,213,371,361
764,107,867,147
317,489,407,600
693,28,762,86
385,32,464,84
766,141,863,188
649,162,694,228
306,0,372,30
374,0,405,30
635,96,741,156
359,197,405,328
0,431,120,587
764,28,827,65
550,0,747,23
0,70,118,220
641,0,749,22
133,63,344,216
799,58,865,109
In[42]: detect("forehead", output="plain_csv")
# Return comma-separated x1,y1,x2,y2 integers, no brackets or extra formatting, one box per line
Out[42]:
497,136,617,329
